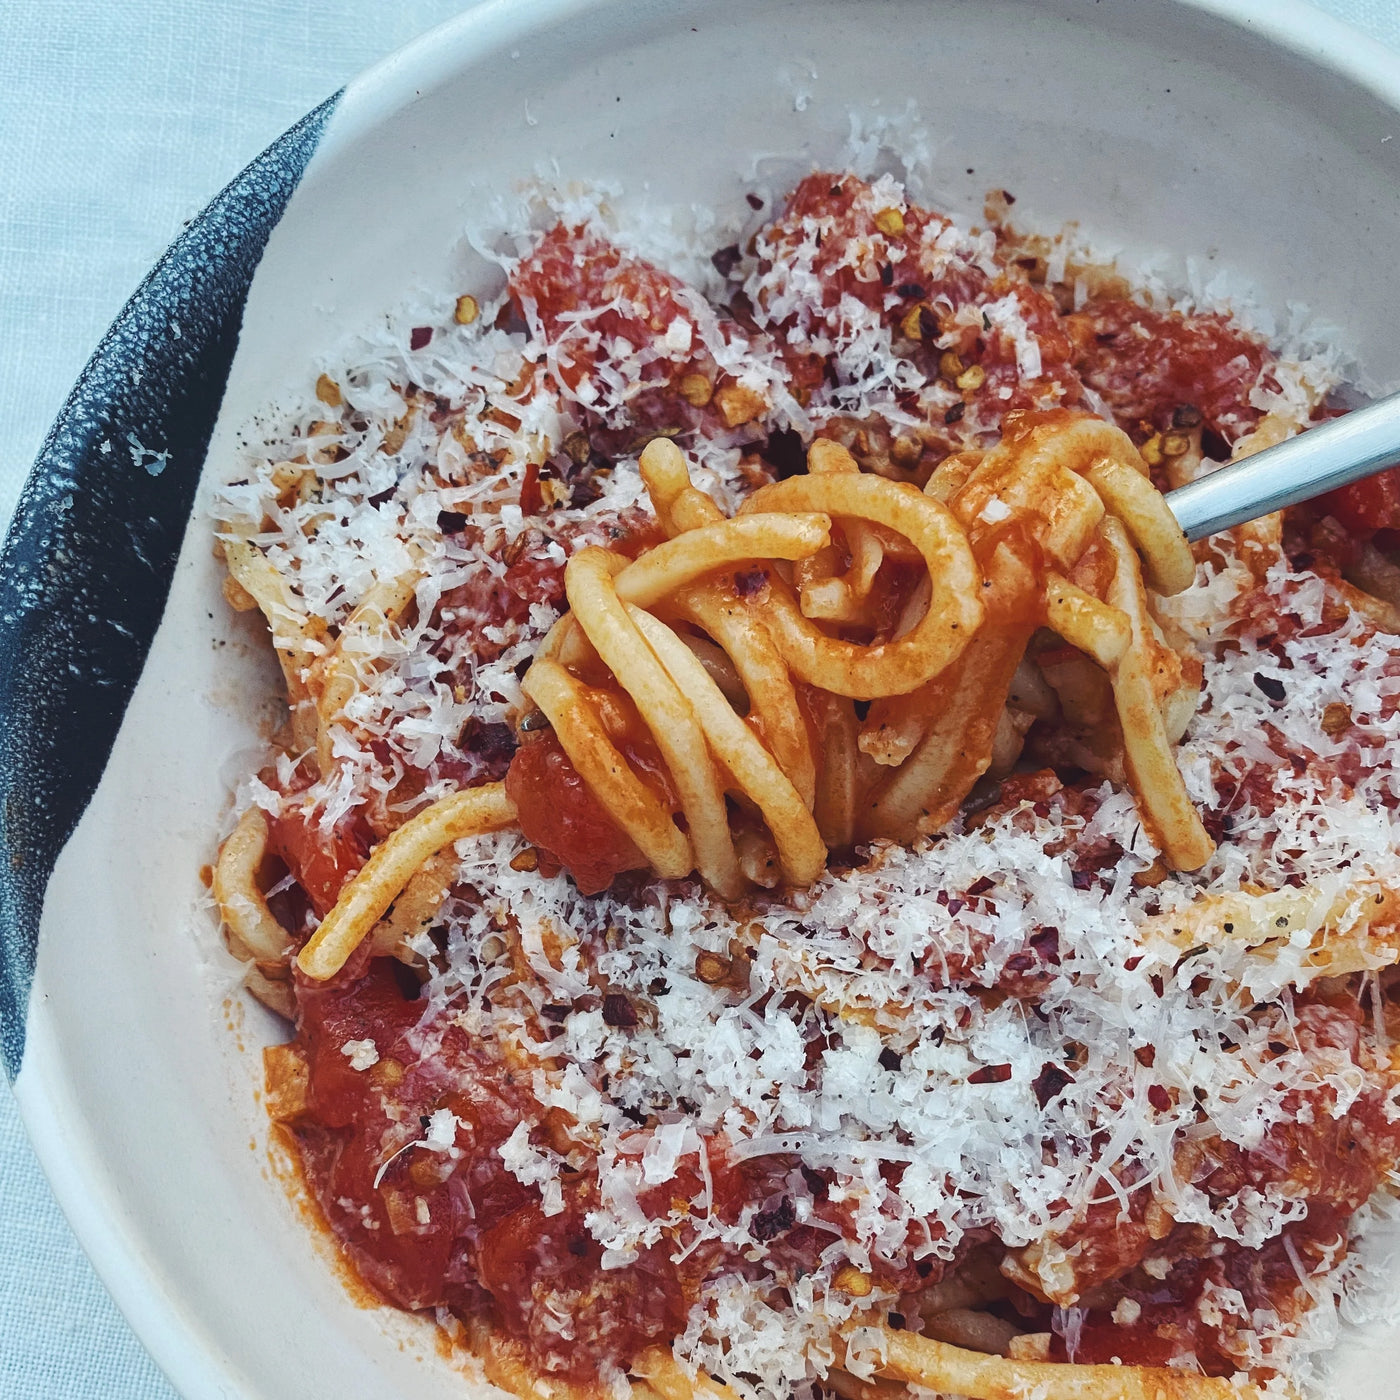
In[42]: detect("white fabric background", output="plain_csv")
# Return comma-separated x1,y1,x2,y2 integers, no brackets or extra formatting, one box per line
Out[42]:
0,1,1397,1395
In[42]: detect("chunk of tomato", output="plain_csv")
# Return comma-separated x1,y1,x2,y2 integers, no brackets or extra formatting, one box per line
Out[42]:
1317,463,1400,540
266,804,368,917
504,733,648,895
476,1195,686,1376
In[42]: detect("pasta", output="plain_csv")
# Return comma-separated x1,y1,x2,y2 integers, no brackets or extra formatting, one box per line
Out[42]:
212,170,1400,1400
838,1323,1268,1400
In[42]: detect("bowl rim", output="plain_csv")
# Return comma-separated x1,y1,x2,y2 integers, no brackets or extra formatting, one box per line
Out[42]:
9,1,1400,1397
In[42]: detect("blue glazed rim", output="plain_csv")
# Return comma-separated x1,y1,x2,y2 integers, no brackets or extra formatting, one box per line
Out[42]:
0,93,341,1079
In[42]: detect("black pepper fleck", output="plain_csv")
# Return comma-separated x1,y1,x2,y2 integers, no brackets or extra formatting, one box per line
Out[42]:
751,1196,795,1241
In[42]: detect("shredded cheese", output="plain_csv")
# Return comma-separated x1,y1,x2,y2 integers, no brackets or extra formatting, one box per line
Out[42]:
217,172,1393,1398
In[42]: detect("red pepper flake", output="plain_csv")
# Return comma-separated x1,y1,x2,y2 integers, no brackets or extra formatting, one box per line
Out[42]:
711,244,743,279
519,460,544,516
602,993,638,1028
1134,1045,1156,1068
1032,1061,1073,1109
944,401,966,425
968,1063,1012,1085
1148,1084,1172,1112
745,192,764,210
459,717,516,766
409,326,433,351
495,300,529,336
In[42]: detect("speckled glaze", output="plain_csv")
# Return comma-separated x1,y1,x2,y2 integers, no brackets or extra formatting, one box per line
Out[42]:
3,3,1400,1398
0,96,339,1076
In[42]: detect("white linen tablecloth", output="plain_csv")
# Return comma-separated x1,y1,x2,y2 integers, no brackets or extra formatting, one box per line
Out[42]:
0,2,1396,1395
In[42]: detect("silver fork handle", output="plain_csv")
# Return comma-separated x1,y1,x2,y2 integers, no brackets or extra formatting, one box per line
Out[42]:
1164,391,1400,542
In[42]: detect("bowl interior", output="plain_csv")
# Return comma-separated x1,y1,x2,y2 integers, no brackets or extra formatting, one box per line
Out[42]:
19,2,1400,1397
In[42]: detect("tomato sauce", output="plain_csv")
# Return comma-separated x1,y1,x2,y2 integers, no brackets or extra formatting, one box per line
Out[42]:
292,957,1400,1379
296,966,1399,1379
1041,997,1400,1374
433,524,569,666
505,732,649,894
288,962,894,1374
756,175,1081,426
1317,464,1400,540
292,964,697,1374
766,173,993,321
980,282,1081,414
1052,1209,1348,1374
510,223,696,399
509,224,791,451
1066,297,1272,442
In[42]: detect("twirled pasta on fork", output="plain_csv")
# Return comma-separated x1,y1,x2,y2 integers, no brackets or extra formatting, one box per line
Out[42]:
276,408,1209,983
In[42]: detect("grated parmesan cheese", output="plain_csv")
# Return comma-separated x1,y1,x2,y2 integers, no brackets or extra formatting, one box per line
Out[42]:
339,1038,379,1071
218,171,1400,1398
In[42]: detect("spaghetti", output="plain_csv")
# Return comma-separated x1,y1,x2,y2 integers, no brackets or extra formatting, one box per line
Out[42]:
214,171,1400,1400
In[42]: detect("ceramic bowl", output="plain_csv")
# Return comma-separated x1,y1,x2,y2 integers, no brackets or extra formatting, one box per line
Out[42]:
4,1,1400,1396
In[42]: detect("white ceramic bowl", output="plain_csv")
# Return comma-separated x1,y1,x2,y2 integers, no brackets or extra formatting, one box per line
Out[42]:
5,2,1400,1396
